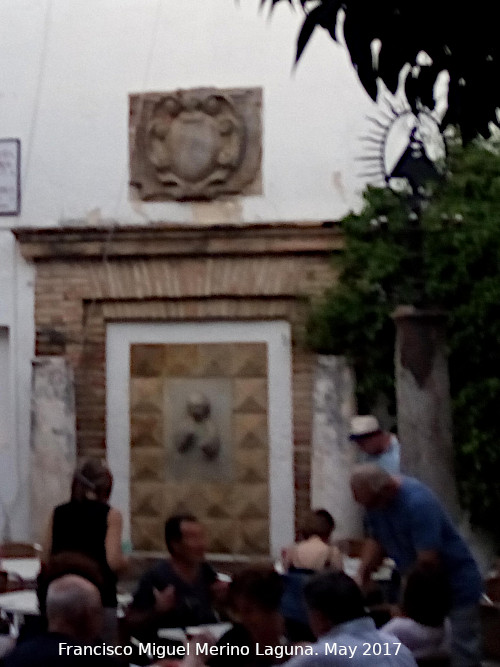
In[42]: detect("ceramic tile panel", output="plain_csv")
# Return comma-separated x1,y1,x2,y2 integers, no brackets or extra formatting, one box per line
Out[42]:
233,413,268,450
130,481,166,517
169,490,207,519
163,344,201,377
130,412,163,449
231,343,267,378
130,344,165,377
239,520,269,555
234,449,268,484
229,483,268,519
130,448,166,482
130,341,270,554
202,519,238,553
202,483,234,519
131,516,165,551
198,344,233,377
130,378,163,413
233,378,267,413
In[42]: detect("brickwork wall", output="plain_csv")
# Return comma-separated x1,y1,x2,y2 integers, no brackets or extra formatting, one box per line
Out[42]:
23,225,340,528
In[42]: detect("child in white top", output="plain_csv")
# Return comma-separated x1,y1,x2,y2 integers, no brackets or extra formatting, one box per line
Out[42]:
282,509,343,572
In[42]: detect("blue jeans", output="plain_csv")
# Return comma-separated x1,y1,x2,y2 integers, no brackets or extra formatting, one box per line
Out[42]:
449,602,482,667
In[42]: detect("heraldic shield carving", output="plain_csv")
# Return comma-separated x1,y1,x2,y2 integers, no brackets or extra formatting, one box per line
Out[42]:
129,87,262,201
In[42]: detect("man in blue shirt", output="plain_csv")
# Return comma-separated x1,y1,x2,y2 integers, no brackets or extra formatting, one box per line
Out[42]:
284,571,416,667
350,464,483,667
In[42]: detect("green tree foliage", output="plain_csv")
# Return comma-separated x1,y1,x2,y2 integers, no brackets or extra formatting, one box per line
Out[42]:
307,139,500,537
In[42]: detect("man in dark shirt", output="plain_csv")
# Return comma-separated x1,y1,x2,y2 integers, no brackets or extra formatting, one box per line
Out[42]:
210,567,287,667
126,514,221,642
2,574,116,666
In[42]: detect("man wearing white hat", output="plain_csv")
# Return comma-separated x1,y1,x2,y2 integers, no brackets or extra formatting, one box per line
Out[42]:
350,415,400,474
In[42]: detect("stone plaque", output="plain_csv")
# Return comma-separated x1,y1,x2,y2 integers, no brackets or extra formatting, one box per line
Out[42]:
129,87,262,201
165,378,232,482
31,357,77,543
0,139,20,215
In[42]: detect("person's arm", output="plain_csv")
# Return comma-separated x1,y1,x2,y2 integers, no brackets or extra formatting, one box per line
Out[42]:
416,549,441,568
105,507,128,573
356,538,385,589
201,562,228,607
328,544,344,571
281,545,294,570
210,579,229,606
126,584,175,635
41,514,54,565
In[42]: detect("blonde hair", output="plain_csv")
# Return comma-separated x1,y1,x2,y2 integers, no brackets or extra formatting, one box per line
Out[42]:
71,459,113,502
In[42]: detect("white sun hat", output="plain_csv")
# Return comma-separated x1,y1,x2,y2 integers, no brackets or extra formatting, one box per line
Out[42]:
349,415,381,439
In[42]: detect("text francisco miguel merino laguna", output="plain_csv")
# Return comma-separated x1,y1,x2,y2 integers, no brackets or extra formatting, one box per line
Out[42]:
58,642,315,659
58,643,316,659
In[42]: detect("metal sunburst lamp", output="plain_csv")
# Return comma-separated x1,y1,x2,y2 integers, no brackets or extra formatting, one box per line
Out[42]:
375,105,460,518
372,101,447,306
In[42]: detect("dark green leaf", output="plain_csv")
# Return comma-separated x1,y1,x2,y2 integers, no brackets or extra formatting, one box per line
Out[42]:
295,6,324,62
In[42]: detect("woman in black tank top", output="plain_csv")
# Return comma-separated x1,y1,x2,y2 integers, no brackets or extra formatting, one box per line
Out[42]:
42,460,128,640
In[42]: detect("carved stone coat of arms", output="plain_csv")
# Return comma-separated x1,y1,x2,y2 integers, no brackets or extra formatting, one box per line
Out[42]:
129,87,262,201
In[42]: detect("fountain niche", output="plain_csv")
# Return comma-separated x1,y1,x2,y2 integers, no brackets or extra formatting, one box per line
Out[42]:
129,342,269,555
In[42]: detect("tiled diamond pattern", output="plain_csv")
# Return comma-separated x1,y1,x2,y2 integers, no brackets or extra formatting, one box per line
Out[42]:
130,342,270,554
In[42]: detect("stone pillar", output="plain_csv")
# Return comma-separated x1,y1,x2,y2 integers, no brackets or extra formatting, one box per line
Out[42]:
311,356,363,539
31,357,77,543
393,306,460,519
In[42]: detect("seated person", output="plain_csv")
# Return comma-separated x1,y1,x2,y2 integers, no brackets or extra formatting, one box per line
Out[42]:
126,514,220,642
10,551,107,645
284,571,417,667
382,565,452,660
281,510,342,641
209,567,286,667
282,509,342,571
37,551,106,618
2,575,116,666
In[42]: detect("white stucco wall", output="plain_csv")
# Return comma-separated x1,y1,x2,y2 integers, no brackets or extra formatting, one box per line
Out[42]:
0,0,375,229
0,231,35,541
0,0,378,539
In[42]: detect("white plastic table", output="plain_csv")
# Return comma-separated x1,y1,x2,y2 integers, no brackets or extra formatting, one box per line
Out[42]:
0,558,41,584
0,590,38,637
0,590,132,637
0,590,37,616
343,556,394,581
157,622,232,642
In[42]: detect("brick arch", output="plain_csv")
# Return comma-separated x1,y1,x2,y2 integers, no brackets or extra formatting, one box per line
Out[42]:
15,223,341,529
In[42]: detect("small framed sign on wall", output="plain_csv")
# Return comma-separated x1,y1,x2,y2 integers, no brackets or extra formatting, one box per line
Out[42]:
0,139,20,216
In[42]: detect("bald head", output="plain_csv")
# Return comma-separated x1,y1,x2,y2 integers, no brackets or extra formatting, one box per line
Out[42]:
350,464,399,508
46,574,103,641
